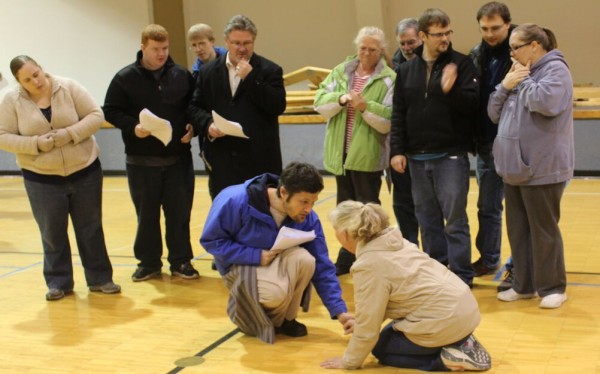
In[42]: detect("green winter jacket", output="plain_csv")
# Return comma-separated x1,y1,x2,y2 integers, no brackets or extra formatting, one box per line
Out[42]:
314,56,395,175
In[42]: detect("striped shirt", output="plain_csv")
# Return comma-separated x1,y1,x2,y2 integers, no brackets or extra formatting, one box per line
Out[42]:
345,72,370,153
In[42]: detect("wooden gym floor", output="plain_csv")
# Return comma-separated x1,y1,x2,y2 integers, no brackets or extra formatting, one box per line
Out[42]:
1,175,599,374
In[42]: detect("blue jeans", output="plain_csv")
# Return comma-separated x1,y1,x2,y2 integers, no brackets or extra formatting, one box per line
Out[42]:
475,144,503,267
372,322,460,371
391,166,419,246
409,155,473,284
126,157,195,271
24,166,113,290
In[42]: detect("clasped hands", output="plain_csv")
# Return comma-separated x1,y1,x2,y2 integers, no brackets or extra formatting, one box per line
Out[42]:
340,91,367,112
37,129,72,152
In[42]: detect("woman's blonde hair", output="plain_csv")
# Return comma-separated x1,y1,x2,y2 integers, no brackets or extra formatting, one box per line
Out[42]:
329,201,390,244
354,26,387,50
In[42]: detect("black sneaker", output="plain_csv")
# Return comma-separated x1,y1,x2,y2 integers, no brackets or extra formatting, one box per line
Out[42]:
45,288,73,301
89,281,122,294
335,248,355,276
275,319,308,337
441,334,491,371
497,268,514,292
472,258,501,277
132,267,162,282
172,262,200,279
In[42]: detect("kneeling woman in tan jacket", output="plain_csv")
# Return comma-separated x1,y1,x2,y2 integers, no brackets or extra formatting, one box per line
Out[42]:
321,201,491,371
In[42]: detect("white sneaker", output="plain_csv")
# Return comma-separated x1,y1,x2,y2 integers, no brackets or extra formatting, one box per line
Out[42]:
497,288,536,302
539,293,567,309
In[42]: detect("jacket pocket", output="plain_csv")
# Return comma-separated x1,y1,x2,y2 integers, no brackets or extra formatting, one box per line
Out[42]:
492,135,532,184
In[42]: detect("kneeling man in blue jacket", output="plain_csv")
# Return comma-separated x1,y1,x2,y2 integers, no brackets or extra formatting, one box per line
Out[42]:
201,162,352,343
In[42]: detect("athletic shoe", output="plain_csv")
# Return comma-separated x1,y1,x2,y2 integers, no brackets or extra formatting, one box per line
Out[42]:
497,268,513,292
45,288,73,301
131,267,162,282
539,293,567,309
441,334,491,371
89,281,121,294
497,288,536,302
172,262,200,279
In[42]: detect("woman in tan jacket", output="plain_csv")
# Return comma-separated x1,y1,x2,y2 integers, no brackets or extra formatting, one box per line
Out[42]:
321,201,490,371
0,56,120,301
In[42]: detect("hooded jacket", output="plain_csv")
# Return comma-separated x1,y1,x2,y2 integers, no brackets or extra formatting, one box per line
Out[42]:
200,173,347,319
488,49,574,186
0,74,102,176
314,56,395,175
342,229,480,369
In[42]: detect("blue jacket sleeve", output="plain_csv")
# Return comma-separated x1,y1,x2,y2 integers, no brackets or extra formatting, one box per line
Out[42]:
200,193,263,273
302,216,348,318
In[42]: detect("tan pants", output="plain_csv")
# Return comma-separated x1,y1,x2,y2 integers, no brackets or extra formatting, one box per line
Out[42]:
256,246,315,327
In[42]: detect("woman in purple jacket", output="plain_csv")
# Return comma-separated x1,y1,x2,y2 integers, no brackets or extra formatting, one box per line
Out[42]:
488,24,574,309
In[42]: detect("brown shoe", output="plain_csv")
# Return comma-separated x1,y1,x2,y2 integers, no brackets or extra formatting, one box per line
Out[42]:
472,258,500,277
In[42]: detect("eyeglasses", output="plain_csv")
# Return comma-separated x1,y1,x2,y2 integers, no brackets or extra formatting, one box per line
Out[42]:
479,24,507,33
425,30,453,39
227,40,254,49
510,41,532,53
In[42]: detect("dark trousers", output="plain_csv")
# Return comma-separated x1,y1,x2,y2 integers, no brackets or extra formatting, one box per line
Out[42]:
372,322,462,371
334,170,382,267
391,166,419,246
335,170,383,205
475,143,504,267
24,166,113,290
505,182,567,296
126,158,195,271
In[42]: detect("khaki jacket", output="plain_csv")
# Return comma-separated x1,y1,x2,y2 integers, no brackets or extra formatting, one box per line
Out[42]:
0,75,102,176
343,229,480,369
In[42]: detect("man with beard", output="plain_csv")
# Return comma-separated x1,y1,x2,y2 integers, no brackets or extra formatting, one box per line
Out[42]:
392,18,422,70
390,17,422,248
469,2,515,290
390,9,479,287
200,162,352,343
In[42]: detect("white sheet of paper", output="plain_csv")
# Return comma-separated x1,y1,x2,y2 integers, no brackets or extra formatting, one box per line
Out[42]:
212,110,249,139
270,226,316,251
139,108,172,146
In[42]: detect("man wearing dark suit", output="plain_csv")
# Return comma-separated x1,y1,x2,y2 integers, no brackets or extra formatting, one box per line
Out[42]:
188,14,286,200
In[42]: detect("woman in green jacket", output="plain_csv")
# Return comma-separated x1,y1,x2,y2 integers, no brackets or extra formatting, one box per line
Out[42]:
314,26,395,275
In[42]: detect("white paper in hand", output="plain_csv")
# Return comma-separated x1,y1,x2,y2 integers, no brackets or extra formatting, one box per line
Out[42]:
139,108,172,146
270,226,316,252
212,110,249,138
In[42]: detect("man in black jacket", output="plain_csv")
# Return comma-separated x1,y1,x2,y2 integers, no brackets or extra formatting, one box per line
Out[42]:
188,14,286,200
469,2,515,289
103,24,199,282
390,17,421,248
390,9,479,286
